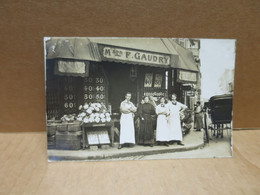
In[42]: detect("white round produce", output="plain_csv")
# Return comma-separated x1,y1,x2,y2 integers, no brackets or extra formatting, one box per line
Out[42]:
77,117,83,122
83,118,89,123
86,109,92,114
83,104,89,110
95,117,100,123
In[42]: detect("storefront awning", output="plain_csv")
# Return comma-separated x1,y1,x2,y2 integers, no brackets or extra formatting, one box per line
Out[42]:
45,38,101,61
89,38,179,68
45,37,198,72
163,38,199,72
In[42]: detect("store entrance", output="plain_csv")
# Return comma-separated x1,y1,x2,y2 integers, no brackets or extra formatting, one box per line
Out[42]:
103,62,138,114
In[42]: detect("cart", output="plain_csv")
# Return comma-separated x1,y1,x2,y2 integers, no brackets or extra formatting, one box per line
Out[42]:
207,94,233,138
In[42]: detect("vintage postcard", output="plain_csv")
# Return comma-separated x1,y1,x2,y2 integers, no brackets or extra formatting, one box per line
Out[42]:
44,37,236,161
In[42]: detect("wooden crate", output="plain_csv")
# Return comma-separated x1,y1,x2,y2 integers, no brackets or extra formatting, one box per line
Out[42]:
56,124,68,132
47,124,56,136
47,135,55,149
55,131,82,150
67,124,81,132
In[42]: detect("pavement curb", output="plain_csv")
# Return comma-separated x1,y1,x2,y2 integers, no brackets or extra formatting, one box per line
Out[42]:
49,143,204,161
48,131,205,161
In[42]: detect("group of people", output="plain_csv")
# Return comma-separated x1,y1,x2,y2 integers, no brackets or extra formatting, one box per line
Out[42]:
118,92,188,149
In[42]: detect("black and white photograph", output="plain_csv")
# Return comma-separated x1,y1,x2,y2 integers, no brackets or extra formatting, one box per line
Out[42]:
44,37,236,162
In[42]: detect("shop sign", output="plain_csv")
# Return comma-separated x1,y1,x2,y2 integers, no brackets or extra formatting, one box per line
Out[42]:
144,73,153,87
154,74,163,88
55,60,89,77
144,91,166,97
186,91,195,96
178,70,197,83
103,47,170,66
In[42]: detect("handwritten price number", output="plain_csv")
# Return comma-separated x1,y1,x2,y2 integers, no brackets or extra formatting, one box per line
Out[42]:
69,102,74,108
88,86,93,91
96,77,104,84
64,95,68,100
69,94,74,100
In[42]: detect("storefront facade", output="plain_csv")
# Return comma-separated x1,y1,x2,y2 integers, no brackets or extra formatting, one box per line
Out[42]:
45,38,199,149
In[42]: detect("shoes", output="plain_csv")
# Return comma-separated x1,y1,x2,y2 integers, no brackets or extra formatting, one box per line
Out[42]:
164,143,169,147
128,143,134,148
177,142,184,146
118,144,122,149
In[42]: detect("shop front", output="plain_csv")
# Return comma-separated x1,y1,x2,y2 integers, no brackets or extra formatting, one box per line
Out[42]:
97,43,172,114
45,38,199,150
165,39,199,109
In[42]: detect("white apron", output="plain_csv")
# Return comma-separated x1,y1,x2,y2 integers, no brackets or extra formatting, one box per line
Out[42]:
120,101,136,144
167,102,186,141
156,104,169,141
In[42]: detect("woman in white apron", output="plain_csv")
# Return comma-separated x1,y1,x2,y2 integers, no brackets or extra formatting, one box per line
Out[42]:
156,97,170,146
167,93,187,145
119,92,137,149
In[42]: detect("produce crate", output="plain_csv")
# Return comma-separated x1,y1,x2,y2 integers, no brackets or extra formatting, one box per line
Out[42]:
47,124,56,136
56,124,68,132
67,124,81,132
47,135,56,149
55,130,82,150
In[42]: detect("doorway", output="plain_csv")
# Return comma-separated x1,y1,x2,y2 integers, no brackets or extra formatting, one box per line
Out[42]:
103,62,137,114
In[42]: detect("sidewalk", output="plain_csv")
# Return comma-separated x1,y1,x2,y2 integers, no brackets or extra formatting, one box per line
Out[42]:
48,130,204,161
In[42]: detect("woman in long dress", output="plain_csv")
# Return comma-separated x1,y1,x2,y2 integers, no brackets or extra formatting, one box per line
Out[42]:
167,93,187,145
156,97,169,146
119,92,137,149
138,96,156,147
194,101,204,131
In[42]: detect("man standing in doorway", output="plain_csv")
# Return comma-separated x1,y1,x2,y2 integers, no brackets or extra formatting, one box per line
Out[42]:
167,93,188,146
118,92,137,149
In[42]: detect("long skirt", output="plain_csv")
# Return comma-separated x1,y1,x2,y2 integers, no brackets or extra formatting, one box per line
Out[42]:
156,115,169,141
139,114,154,145
195,113,204,130
120,113,135,144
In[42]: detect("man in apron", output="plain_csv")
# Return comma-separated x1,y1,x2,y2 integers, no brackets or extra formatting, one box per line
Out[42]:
167,93,187,146
118,92,137,149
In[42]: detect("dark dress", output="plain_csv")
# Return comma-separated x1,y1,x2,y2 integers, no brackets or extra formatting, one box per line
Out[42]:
194,105,204,130
138,103,156,145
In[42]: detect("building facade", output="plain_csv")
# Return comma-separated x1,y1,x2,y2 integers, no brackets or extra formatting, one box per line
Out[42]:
173,38,201,109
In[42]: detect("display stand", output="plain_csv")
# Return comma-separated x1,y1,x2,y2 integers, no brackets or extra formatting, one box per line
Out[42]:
82,121,114,149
